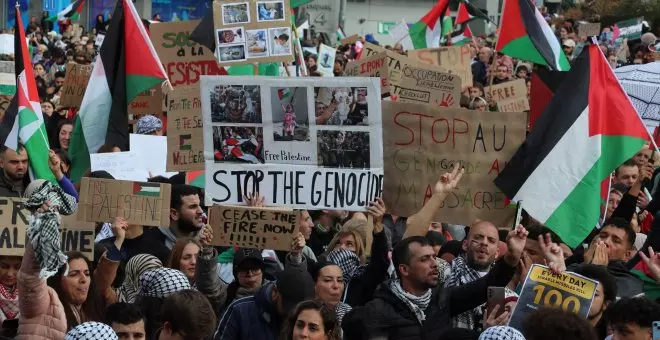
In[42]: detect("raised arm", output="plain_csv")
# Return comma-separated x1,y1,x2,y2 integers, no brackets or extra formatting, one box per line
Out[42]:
17,242,51,319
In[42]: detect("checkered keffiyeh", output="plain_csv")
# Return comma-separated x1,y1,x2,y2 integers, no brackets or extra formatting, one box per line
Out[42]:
138,267,191,299
117,254,163,303
325,249,365,284
65,322,118,340
136,115,163,134
444,254,488,331
24,180,77,279
479,326,526,340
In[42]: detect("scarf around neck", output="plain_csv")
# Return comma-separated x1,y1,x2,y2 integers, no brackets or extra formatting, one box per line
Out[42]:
0,284,18,321
389,279,432,324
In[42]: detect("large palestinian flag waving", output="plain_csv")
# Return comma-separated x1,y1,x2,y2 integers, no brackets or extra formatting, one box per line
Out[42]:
48,0,85,22
529,68,568,130
409,0,451,49
69,0,168,183
1,5,55,182
496,0,570,71
494,44,648,248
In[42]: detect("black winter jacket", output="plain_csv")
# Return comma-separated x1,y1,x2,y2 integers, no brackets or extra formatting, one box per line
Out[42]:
342,257,516,340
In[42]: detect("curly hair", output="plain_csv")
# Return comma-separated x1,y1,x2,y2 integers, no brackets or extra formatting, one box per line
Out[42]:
606,297,660,332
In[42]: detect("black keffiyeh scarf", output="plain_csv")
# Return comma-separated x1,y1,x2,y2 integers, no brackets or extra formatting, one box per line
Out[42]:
24,180,77,279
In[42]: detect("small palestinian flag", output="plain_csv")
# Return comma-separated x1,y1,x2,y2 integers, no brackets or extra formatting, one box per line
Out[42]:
631,260,660,300
48,0,85,22
529,67,568,130
186,170,205,189
409,0,451,49
451,23,473,46
179,134,192,150
494,45,648,248
496,0,570,71
277,88,291,100
456,0,490,25
133,182,161,197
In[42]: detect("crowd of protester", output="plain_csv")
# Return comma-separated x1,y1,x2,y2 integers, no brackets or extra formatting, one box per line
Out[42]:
0,5,659,340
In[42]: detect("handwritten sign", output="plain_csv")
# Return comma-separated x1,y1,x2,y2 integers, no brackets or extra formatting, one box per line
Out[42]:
0,198,28,256
60,214,96,260
344,52,390,97
382,102,526,226
91,152,146,181
128,86,163,115
209,205,299,251
129,134,177,179
60,63,93,108
150,21,223,172
578,22,601,38
78,178,172,226
360,42,408,85
508,264,597,331
408,46,473,89
341,34,359,45
392,64,461,108
485,79,530,112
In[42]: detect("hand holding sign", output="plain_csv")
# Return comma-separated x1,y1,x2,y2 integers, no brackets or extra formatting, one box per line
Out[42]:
291,232,305,255
539,233,565,274
640,247,660,282
199,224,214,248
367,197,386,227
245,193,265,207
112,216,128,250
504,225,528,267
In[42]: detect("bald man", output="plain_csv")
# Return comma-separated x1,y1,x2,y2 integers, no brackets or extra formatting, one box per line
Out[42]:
440,220,501,331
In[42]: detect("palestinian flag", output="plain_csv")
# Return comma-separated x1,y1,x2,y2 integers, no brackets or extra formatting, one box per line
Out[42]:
529,68,568,130
278,88,292,100
48,0,85,22
1,5,55,182
179,134,192,150
631,260,660,300
494,45,648,248
409,0,451,49
496,0,570,71
69,0,168,183
456,0,490,25
186,170,204,189
451,23,473,46
133,182,161,197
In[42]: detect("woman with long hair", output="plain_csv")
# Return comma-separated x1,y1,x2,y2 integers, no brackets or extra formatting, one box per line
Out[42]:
167,238,201,285
311,262,351,323
280,300,341,340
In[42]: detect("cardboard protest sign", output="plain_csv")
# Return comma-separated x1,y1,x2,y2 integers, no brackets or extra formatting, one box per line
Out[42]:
392,63,461,108
209,205,300,250
0,198,28,256
78,178,172,226
408,45,473,89
382,102,526,226
341,35,359,46
298,0,340,34
578,22,601,38
59,63,93,108
485,79,530,112
317,44,336,77
150,21,224,172
201,76,384,211
212,0,294,66
60,214,96,260
508,264,597,331
128,86,163,114
344,52,390,97
360,42,408,85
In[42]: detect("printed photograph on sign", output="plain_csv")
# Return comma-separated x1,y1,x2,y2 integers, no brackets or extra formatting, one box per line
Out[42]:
210,85,261,123
217,27,245,46
271,87,310,142
318,131,370,169
257,1,285,22
222,2,250,25
246,29,269,58
269,27,292,56
217,43,247,63
314,87,369,126
213,126,264,163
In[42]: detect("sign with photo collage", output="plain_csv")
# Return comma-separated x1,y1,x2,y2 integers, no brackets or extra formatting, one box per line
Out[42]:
200,76,384,211
212,0,294,66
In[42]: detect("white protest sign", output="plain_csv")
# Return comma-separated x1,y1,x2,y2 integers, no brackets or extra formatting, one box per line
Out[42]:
318,44,336,77
0,35,13,55
201,75,384,211
390,20,413,51
95,34,105,48
90,152,147,181
299,0,341,34
129,134,178,179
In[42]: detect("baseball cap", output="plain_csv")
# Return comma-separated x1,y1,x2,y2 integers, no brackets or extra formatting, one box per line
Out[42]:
276,267,315,315
562,39,576,48
233,248,265,272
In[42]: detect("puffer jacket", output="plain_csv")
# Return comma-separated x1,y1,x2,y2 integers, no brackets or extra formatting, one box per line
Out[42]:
16,243,67,340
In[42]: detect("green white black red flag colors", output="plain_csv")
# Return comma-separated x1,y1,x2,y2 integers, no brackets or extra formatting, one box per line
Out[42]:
494,45,648,248
451,23,473,46
1,5,55,182
496,0,570,71
69,0,168,183
48,0,85,22
409,0,451,49
456,0,490,25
